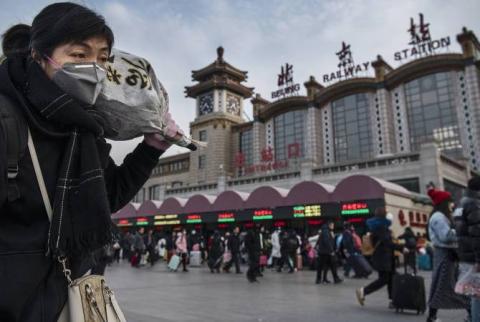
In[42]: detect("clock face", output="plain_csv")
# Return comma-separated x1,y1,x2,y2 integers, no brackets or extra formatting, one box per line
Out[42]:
226,94,241,116
199,94,214,115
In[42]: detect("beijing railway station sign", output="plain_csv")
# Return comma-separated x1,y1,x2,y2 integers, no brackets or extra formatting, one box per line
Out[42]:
323,42,370,83
271,63,301,99
394,13,451,61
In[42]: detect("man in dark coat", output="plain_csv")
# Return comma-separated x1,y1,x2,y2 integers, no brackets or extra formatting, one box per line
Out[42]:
357,207,403,307
315,222,342,284
224,227,242,274
277,230,295,273
245,226,262,282
455,176,480,321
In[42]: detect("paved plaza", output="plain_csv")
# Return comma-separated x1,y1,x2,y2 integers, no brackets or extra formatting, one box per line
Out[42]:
106,262,465,322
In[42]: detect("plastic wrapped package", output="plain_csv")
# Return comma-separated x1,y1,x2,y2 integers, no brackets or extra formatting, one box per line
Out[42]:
92,49,203,150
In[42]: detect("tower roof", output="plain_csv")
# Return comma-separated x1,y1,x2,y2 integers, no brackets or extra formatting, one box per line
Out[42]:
191,47,249,82
185,47,254,98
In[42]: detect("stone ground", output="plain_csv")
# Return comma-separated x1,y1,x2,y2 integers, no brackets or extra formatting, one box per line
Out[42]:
106,261,465,322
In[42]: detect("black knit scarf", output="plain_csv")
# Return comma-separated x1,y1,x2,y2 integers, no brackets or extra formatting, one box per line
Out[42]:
7,57,113,258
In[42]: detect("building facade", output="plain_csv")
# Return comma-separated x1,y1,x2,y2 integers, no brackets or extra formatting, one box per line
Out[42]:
135,27,480,204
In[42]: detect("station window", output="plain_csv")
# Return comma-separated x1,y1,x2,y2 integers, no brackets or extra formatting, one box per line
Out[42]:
331,93,373,162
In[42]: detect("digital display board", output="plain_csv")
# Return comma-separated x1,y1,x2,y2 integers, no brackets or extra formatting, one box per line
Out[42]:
117,219,133,227
341,202,370,216
186,214,202,224
253,209,273,221
292,205,321,218
218,212,236,223
154,214,181,226
136,217,150,226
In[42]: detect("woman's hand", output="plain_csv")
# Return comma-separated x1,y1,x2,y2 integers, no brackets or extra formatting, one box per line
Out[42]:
144,113,183,151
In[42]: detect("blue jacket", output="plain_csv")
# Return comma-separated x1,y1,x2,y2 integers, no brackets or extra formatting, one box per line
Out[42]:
429,211,457,249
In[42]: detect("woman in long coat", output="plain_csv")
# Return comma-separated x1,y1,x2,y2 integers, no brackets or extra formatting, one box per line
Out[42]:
426,188,470,322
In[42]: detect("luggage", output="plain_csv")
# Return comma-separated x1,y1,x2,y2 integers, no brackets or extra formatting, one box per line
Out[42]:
259,255,268,266
348,254,373,277
417,254,432,271
130,254,139,267
392,265,426,314
223,252,232,263
168,254,181,271
190,251,202,267
296,255,303,270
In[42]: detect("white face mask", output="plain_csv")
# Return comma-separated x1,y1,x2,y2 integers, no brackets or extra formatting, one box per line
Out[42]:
47,56,106,105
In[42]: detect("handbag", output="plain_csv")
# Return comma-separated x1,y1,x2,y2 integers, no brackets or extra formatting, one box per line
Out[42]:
28,128,127,322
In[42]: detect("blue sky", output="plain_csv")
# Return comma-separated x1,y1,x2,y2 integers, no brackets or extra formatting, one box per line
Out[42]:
1,0,479,162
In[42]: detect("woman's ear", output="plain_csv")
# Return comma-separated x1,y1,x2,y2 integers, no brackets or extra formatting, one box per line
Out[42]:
30,49,41,63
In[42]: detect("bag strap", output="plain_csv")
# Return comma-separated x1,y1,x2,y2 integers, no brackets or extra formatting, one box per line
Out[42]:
27,128,53,222
0,95,28,202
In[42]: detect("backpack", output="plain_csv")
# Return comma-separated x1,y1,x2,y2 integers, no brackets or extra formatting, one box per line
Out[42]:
0,94,28,202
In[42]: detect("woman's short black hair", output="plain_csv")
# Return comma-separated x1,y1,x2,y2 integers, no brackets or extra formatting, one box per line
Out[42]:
2,2,114,58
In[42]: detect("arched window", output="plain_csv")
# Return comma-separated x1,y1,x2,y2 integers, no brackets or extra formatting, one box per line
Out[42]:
332,93,373,162
404,72,462,158
274,110,306,161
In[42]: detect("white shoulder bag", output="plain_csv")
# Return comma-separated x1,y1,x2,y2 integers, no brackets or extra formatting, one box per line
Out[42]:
28,129,127,322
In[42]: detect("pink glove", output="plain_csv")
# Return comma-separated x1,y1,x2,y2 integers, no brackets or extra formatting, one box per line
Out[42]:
144,113,184,151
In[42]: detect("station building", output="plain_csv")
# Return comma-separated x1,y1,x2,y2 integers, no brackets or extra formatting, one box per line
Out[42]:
116,26,480,235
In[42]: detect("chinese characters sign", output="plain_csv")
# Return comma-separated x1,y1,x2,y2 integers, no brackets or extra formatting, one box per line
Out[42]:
341,203,370,216
293,205,322,218
323,42,370,83
394,13,450,61
271,63,301,99
218,212,236,223
186,214,202,224
253,209,273,221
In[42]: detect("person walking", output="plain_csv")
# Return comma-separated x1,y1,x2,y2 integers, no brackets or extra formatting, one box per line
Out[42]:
426,187,470,322
455,176,480,322
278,230,295,273
132,227,147,267
208,231,224,273
356,207,403,307
224,227,242,274
176,230,189,272
316,222,342,284
245,226,262,282
166,231,176,263
342,223,363,278
270,228,282,269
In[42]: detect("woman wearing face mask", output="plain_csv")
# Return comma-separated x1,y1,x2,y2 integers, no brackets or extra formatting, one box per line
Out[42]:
0,3,180,321
426,188,470,322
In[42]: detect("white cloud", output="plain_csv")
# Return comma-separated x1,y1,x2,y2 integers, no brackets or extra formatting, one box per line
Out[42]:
1,0,479,163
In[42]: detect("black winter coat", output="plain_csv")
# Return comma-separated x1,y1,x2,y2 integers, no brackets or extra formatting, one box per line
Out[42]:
316,226,335,255
0,62,163,322
228,234,241,254
455,189,480,264
244,230,261,257
370,225,401,272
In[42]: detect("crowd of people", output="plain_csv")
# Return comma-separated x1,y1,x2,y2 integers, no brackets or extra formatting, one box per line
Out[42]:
102,178,480,322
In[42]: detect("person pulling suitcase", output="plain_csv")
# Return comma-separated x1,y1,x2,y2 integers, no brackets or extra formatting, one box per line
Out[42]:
356,208,405,308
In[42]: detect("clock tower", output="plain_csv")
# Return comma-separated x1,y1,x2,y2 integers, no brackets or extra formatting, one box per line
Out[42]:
185,47,254,184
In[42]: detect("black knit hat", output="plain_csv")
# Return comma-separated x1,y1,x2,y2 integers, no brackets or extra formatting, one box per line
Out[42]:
468,176,480,191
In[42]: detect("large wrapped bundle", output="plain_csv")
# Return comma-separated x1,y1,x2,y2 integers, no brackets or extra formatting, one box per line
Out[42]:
93,48,168,140
93,49,203,150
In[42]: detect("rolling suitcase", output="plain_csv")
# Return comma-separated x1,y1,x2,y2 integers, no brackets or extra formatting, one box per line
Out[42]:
392,264,426,314
168,254,181,271
296,255,303,270
190,251,202,267
348,254,373,277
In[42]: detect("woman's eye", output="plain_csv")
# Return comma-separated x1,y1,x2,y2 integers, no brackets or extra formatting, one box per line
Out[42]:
71,53,86,59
